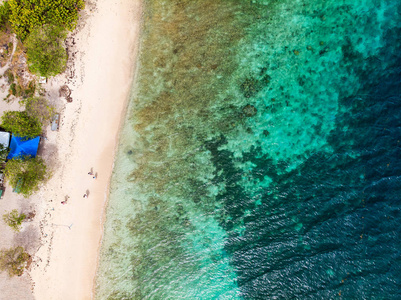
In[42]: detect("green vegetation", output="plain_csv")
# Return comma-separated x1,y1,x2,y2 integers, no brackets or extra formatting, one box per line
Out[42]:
4,68,13,84
2,209,26,232
21,81,36,99
0,0,85,77
25,25,68,77
1,111,42,138
4,156,49,197
9,82,16,95
4,68,36,99
0,246,30,277
9,81,36,98
0,1,80,200
22,97,54,124
0,144,8,160
0,1,10,30
8,0,85,40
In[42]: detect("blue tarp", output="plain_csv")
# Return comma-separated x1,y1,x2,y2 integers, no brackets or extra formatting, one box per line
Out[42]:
7,136,40,159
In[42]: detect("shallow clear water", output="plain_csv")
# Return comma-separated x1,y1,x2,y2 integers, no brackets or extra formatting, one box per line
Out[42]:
96,0,401,299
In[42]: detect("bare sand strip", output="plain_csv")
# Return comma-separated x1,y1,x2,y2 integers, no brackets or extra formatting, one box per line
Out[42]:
29,0,142,299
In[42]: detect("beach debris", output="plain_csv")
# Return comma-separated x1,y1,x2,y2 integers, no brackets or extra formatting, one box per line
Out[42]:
51,113,60,131
25,211,36,221
59,85,71,97
39,76,46,84
59,85,72,102
242,104,257,117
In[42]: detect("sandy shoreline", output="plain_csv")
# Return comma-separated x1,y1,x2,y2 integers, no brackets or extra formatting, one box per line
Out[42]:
22,0,143,299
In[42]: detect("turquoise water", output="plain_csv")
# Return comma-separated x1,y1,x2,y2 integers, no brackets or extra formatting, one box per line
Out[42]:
96,0,401,298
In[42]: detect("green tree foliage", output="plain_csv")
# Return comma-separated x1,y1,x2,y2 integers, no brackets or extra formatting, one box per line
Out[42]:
25,25,67,77
0,144,8,160
0,246,30,277
0,1,11,30
4,156,49,197
2,209,26,232
22,97,54,125
1,111,42,138
8,0,85,40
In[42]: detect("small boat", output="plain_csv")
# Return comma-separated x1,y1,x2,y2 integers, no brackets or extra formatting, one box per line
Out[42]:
51,113,60,131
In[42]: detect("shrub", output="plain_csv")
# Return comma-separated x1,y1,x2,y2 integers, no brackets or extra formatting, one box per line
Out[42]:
9,82,33,98
1,111,42,138
24,81,36,98
0,246,30,277
9,82,16,95
2,209,26,232
8,0,85,40
0,144,8,159
4,156,49,197
5,71,35,98
4,69,14,84
25,25,68,77
21,97,54,124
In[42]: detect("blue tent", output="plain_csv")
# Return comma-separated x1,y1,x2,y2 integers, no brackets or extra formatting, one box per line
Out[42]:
7,136,40,159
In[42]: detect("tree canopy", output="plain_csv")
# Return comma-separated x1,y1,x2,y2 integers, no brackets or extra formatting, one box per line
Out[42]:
0,1,10,30
25,25,68,77
1,111,42,138
22,97,54,124
0,0,85,77
8,0,85,40
2,210,26,232
0,246,30,277
4,156,49,197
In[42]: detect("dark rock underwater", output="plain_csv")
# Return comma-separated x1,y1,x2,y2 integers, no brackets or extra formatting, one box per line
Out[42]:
96,1,401,299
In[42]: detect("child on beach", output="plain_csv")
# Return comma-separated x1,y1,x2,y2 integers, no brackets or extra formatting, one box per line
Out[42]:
62,195,70,204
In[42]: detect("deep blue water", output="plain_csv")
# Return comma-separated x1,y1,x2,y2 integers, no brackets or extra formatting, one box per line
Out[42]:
96,1,401,299
221,56,401,299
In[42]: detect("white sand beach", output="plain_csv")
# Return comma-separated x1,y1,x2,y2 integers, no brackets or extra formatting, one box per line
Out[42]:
21,0,143,299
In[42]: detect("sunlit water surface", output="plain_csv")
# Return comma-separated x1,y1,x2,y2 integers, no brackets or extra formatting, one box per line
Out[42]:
96,1,401,299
